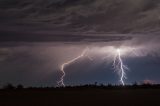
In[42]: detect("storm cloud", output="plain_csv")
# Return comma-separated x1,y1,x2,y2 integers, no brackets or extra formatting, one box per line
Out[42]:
0,0,160,43
0,0,160,87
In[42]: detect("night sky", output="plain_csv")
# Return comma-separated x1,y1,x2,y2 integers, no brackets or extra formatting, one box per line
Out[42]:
0,0,160,87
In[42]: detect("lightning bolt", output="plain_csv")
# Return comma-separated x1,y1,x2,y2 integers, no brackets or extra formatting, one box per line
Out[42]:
57,48,92,87
113,49,128,85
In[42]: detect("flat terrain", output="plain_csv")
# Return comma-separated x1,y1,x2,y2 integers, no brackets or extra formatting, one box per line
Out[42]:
0,88,160,106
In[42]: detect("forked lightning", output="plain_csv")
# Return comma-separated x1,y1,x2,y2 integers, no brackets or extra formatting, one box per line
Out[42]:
113,49,128,85
58,48,91,87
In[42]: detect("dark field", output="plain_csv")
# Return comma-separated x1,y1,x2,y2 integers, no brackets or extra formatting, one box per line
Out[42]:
0,88,160,106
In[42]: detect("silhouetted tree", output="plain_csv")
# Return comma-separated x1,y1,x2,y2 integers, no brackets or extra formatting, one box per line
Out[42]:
3,83,15,90
107,84,112,87
133,82,138,87
17,84,24,89
94,82,97,86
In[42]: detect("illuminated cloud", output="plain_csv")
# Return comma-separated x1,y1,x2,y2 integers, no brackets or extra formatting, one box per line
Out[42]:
142,79,157,84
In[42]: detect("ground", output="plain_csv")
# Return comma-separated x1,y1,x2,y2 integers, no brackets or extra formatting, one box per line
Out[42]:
0,88,160,106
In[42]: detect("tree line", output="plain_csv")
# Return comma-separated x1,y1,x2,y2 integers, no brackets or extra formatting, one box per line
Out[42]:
1,82,160,90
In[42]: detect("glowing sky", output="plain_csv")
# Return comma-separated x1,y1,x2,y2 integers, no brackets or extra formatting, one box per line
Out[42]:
0,0,160,87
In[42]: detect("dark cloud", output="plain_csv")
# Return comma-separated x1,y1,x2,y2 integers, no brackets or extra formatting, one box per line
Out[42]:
0,0,160,36
0,0,160,44
0,29,132,42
